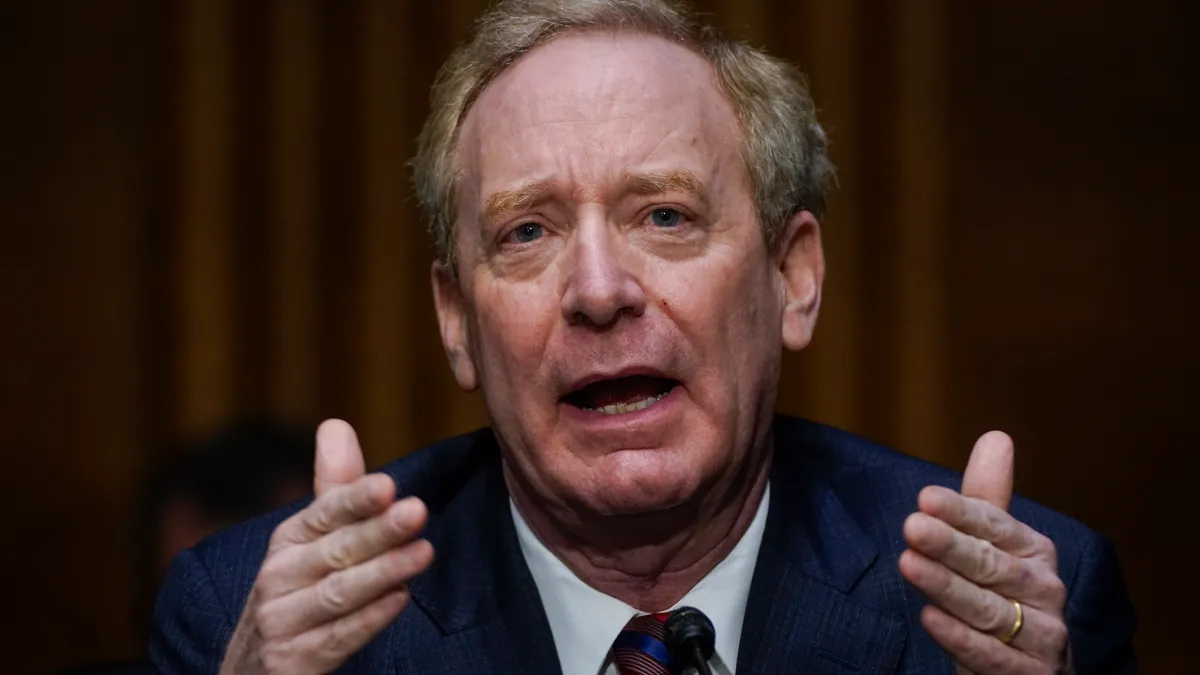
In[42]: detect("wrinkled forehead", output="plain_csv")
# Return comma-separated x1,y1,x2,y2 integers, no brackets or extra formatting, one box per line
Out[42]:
454,32,744,212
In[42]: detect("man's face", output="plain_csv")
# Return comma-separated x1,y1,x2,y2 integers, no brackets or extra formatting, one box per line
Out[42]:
435,33,822,516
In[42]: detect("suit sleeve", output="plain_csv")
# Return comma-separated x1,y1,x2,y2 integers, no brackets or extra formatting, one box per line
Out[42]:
149,547,237,675
1065,534,1137,674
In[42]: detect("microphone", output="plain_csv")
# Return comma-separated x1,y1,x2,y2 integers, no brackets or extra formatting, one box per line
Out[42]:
664,606,716,675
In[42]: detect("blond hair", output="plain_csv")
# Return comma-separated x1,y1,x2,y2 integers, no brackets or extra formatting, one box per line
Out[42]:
411,0,834,267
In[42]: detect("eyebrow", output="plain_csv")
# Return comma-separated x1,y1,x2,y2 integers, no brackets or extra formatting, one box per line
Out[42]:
481,169,708,221
483,179,560,221
623,169,706,204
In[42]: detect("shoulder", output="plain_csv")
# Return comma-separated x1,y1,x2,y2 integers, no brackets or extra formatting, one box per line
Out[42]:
180,428,499,619
772,416,1104,582
772,416,1136,665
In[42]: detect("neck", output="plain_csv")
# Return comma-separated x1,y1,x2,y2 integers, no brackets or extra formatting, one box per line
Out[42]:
505,443,771,612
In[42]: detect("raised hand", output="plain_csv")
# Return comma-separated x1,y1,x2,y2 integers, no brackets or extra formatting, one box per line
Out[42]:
219,420,435,675
899,432,1069,674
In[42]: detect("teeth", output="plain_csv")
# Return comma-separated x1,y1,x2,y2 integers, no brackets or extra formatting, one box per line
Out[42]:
586,393,667,415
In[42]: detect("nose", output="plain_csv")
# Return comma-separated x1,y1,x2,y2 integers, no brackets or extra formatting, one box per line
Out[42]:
561,219,646,329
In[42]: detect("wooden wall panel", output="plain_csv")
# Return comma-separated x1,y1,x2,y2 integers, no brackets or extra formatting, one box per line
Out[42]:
943,3,1195,669
795,0,865,435
0,0,1191,671
175,0,236,435
267,0,321,421
358,0,417,467
0,0,155,669
892,0,950,464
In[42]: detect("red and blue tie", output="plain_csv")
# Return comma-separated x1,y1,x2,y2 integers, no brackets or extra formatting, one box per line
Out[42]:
612,612,679,675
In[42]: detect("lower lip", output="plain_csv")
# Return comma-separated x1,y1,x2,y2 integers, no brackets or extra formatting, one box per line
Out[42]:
559,385,682,427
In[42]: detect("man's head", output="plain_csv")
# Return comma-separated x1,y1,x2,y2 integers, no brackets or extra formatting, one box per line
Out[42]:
143,421,314,584
414,0,831,519
134,420,314,636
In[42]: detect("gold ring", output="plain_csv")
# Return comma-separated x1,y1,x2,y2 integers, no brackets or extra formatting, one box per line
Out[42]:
1000,599,1024,644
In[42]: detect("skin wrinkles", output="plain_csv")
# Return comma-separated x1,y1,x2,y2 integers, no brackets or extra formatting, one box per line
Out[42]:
484,179,559,223
211,16,1071,675
431,32,823,610
486,170,709,232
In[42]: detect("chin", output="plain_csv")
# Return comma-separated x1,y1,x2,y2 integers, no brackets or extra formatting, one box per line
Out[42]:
578,447,709,516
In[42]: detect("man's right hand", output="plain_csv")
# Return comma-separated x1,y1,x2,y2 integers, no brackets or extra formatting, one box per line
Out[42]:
219,419,435,675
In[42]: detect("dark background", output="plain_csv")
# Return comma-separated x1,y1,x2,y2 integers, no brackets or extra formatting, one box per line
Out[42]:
1,0,1193,672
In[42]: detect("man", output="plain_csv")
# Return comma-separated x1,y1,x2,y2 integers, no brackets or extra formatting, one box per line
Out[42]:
141,420,316,598
60,421,313,675
151,1,1136,673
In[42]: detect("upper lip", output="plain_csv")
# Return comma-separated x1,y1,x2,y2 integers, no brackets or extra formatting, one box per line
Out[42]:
561,365,677,398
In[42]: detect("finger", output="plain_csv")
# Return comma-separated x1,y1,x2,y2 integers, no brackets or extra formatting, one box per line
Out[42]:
900,549,1012,637
903,512,1066,611
315,419,367,497
921,605,1053,675
918,487,1055,564
271,474,395,551
263,588,410,675
899,550,1065,662
961,431,1014,511
276,497,428,590
1005,603,1069,663
258,538,434,638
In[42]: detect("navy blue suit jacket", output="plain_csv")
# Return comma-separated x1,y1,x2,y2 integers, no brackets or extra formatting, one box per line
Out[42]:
151,416,1137,673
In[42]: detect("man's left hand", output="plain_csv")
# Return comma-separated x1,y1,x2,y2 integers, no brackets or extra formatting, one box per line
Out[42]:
899,431,1069,674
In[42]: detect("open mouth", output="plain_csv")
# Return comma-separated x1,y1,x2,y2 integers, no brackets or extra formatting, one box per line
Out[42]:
562,374,679,415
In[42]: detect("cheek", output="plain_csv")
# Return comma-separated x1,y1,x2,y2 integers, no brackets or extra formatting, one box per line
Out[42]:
662,250,777,344
471,280,559,387
725,264,784,376
656,251,780,392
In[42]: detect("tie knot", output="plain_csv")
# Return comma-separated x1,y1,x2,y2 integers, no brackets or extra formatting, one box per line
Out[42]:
612,612,677,675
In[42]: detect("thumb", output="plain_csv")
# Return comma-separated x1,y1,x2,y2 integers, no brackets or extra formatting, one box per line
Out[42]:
961,430,1015,511
314,419,367,497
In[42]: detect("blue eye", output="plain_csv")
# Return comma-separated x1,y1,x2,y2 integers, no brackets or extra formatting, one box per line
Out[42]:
511,222,544,243
650,208,682,228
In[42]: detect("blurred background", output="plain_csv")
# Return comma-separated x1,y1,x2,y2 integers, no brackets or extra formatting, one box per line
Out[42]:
0,0,1193,671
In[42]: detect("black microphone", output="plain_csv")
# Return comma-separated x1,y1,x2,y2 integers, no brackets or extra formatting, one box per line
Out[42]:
664,606,716,675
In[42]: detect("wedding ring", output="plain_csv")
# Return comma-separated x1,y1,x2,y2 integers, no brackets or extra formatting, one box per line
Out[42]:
1000,599,1024,644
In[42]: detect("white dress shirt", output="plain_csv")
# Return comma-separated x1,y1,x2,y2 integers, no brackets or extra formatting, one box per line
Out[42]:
511,484,770,675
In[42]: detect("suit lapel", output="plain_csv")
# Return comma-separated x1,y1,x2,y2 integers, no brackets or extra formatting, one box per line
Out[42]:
406,434,563,675
738,418,908,674
403,419,912,674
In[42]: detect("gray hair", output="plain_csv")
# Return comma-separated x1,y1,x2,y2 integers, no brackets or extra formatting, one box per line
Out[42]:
411,0,834,268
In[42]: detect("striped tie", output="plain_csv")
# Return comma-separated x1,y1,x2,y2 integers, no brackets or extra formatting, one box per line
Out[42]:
612,612,678,675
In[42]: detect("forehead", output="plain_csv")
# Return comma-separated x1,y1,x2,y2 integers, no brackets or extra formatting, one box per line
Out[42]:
456,32,743,204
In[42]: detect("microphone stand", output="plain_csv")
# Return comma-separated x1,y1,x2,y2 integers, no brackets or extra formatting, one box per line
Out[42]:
683,646,713,675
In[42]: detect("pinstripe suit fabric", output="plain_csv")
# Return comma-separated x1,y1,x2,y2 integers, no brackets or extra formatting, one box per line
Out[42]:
151,416,1137,674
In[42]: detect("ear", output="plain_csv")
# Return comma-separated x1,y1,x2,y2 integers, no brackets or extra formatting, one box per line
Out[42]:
431,261,479,391
776,210,825,351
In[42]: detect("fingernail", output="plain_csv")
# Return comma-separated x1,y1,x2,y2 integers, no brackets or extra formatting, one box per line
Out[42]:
392,497,424,524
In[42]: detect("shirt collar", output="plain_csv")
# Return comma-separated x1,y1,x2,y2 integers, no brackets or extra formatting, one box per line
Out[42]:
512,484,770,675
